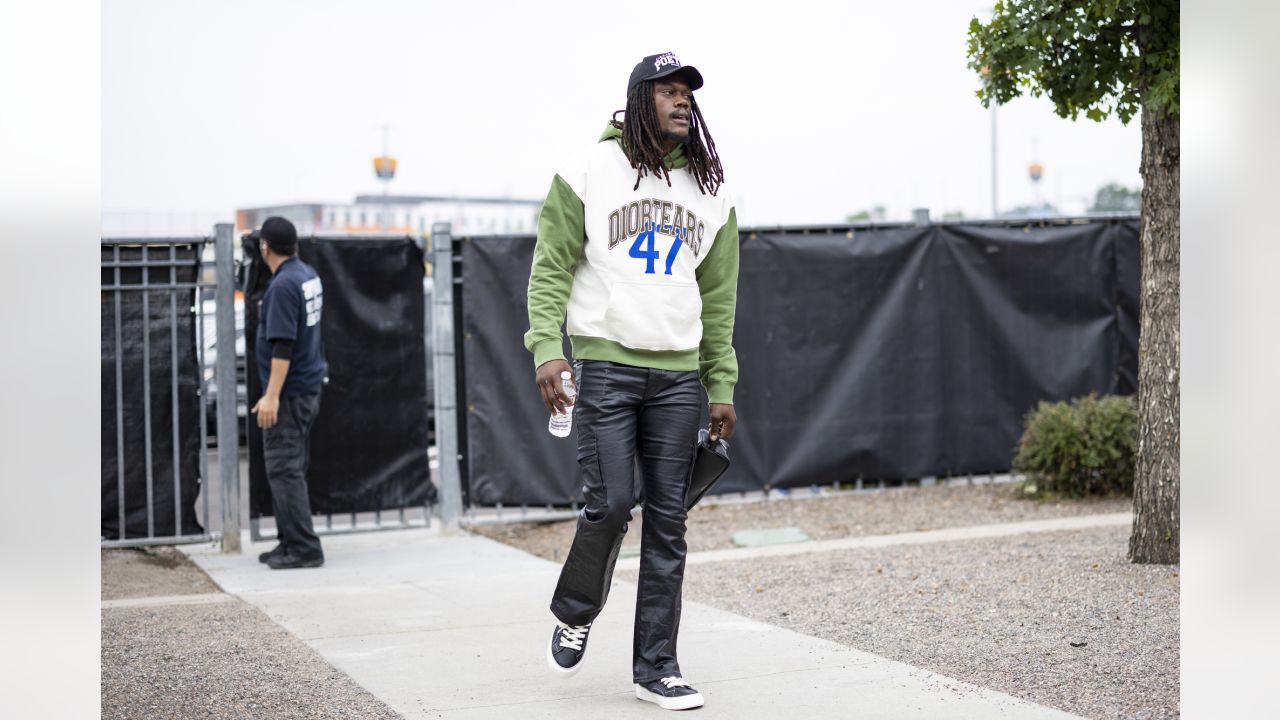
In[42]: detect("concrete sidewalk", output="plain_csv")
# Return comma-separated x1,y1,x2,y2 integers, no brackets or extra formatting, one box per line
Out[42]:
185,528,1082,719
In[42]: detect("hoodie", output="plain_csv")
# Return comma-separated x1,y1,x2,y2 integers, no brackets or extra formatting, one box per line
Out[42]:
523,123,739,404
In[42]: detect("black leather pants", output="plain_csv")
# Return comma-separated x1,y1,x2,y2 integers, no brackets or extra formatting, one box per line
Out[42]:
549,360,701,683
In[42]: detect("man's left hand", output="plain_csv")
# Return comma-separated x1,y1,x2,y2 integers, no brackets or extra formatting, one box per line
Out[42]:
709,403,737,443
253,394,280,429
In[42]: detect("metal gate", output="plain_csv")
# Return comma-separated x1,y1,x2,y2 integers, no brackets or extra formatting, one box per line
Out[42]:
101,224,242,551
240,231,441,542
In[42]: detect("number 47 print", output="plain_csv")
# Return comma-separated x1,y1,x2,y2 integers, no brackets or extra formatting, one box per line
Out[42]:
629,222,684,275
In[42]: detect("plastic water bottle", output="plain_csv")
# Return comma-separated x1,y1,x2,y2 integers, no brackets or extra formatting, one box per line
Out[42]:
548,370,576,437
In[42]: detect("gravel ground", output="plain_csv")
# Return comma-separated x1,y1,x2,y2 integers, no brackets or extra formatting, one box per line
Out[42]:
622,524,1179,720
102,549,400,720
102,546,220,600
471,483,1132,562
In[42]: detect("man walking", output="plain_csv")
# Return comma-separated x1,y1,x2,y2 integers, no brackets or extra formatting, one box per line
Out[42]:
252,216,327,570
524,52,740,710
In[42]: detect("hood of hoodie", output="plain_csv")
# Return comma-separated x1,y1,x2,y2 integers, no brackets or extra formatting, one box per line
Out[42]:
599,122,689,171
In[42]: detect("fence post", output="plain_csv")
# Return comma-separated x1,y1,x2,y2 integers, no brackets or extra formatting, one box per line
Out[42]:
214,223,242,552
432,223,464,532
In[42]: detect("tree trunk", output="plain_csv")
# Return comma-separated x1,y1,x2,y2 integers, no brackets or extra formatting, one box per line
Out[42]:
1129,102,1180,564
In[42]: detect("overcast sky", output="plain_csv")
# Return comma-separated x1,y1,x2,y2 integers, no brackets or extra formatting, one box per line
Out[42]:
103,0,1143,229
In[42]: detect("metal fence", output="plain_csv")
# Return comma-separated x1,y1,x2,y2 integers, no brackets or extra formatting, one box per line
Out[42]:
442,216,1141,525
102,223,453,552
423,224,587,528
431,225,1011,529
101,224,241,549
102,217,1124,547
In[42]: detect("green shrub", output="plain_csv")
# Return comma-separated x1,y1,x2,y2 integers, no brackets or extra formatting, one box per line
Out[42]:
1012,394,1137,498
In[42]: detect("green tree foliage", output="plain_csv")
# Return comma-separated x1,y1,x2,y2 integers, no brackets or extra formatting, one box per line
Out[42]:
846,205,886,223
967,0,1179,123
1090,182,1142,212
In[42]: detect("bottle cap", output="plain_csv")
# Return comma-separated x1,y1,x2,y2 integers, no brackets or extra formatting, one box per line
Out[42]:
560,371,572,379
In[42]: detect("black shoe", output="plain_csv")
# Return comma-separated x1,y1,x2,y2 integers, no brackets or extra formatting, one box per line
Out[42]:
546,622,591,677
266,552,324,570
635,676,704,710
258,544,285,563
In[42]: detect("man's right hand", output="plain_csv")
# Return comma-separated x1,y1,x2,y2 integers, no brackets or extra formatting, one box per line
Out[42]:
252,394,279,430
536,359,575,416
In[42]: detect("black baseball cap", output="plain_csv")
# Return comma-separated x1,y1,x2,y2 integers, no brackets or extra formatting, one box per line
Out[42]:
628,52,704,93
260,216,298,255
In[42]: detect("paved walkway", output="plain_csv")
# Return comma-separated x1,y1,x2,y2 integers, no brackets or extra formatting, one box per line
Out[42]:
185,527,1083,719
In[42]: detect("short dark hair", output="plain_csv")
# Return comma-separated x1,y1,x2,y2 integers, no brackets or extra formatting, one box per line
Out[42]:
260,217,298,255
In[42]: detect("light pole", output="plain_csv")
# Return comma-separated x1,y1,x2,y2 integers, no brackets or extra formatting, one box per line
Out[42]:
373,124,397,229
980,6,999,219
1029,138,1044,210
991,95,998,218
980,63,998,219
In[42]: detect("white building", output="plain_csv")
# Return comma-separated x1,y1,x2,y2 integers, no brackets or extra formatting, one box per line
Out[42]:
236,194,542,237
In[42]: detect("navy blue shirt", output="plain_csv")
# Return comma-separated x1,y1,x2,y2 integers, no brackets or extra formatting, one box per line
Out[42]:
256,256,326,396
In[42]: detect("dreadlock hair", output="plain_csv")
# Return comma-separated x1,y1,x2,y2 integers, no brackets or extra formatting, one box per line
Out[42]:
610,79,724,196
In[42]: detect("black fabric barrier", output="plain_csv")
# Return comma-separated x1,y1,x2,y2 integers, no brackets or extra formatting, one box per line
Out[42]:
245,236,437,519
460,219,1141,506
462,236,572,505
101,243,204,539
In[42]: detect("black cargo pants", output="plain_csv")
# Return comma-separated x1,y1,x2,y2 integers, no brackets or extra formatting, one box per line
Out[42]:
262,391,324,559
549,360,701,684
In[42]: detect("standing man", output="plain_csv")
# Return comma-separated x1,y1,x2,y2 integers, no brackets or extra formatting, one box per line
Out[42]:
252,216,327,570
525,52,739,711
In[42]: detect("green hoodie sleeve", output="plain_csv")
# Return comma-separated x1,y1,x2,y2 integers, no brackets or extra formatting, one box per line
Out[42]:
695,207,740,404
523,174,585,368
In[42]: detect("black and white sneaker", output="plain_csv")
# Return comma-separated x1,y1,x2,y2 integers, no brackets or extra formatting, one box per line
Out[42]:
546,622,591,677
635,676,704,710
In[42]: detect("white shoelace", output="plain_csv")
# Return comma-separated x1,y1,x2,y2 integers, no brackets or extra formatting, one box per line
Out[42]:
558,623,590,651
659,677,690,689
